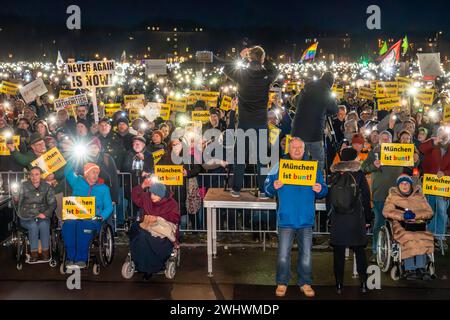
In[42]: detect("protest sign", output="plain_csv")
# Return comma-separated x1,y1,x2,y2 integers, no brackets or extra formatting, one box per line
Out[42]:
167,96,187,112
58,90,76,99
62,197,96,220
417,53,443,80
444,104,450,124
144,59,167,75
415,88,435,106
66,60,115,89
103,103,122,118
188,90,220,108
0,135,20,156
375,81,398,98
278,159,318,186
124,94,145,108
30,147,66,178
54,94,88,111
152,149,165,164
0,81,19,95
422,174,450,197
269,123,280,145
20,78,48,103
195,51,213,63
358,87,374,100
377,96,401,111
192,110,210,122
332,86,344,100
154,165,184,185
396,77,414,95
159,103,171,120
284,135,292,154
220,95,232,111
380,143,414,167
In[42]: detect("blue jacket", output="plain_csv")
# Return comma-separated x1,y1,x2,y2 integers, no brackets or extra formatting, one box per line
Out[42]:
64,162,113,220
264,156,328,229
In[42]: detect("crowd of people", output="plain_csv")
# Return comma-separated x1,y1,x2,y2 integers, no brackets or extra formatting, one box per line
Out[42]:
1,44,450,297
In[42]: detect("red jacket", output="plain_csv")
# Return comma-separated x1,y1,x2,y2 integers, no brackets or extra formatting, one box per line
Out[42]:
419,139,450,175
131,185,180,226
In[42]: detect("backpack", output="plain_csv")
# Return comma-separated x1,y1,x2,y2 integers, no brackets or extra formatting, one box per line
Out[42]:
329,172,359,214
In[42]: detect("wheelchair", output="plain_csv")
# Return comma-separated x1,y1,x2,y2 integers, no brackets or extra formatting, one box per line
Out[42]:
376,220,436,281
11,206,60,270
121,244,181,280
59,217,115,276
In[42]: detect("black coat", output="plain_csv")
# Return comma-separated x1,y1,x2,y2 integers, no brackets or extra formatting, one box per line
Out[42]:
97,132,125,170
291,79,338,142
329,160,372,247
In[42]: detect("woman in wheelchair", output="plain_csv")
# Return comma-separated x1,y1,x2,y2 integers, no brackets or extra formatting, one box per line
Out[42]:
17,166,56,262
62,162,113,268
383,174,434,279
130,176,180,279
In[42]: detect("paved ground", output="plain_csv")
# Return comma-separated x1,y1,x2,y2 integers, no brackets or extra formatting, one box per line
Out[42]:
1,234,450,300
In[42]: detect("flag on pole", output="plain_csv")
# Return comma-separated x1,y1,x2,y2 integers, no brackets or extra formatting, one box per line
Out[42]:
402,36,409,55
379,39,402,72
56,50,64,69
301,43,318,61
379,41,388,56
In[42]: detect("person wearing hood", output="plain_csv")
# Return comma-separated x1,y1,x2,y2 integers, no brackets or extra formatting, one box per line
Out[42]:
264,137,328,298
290,71,339,172
329,147,372,293
62,162,113,268
383,174,434,280
130,178,180,279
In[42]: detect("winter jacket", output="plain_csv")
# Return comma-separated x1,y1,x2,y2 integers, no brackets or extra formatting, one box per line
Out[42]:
383,186,434,260
419,139,450,176
264,156,328,229
290,80,338,142
18,180,56,220
223,60,278,127
64,162,113,220
329,160,372,247
97,131,125,170
122,150,155,187
115,131,135,152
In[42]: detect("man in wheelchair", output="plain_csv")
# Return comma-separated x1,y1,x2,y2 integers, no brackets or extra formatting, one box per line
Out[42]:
383,174,434,280
129,175,180,279
62,162,113,268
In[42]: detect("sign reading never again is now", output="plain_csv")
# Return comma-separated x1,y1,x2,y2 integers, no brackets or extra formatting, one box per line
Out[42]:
154,165,184,185
278,159,318,186
62,197,96,220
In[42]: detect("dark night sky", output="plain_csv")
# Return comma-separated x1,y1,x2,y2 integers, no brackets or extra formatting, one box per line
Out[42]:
1,0,449,33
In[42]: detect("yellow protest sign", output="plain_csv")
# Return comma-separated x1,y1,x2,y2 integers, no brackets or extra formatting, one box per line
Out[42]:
30,147,66,178
159,103,171,121
376,82,398,98
377,96,401,111
187,91,220,108
0,135,20,156
444,104,450,124
128,108,141,121
104,103,122,118
396,77,414,95
152,149,165,164
167,96,187,112
62,197,96,220
422,174,450,197
380,143,414,167
0,81,19,95
220,96,232,111
415,88,435,106
370,81,377,90
154,165,184,186
58,90,76,99
269,124,280,145
332,86,344,100
278,159,318,186
124,94,145,108
358,87,374,101
284,135,292,154
192,110,210,122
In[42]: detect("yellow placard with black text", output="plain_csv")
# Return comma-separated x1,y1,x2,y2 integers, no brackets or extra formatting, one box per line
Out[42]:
152,149,165,164
30,147,67,178
380,143,414,167
159,103,171,121
376,82,398,98
62,197,96,220
422,174,450,197
278,159,318,186
0,135,20,156
220,96,232,111
192,110,210,122
377,96,401,111
154,165,184,186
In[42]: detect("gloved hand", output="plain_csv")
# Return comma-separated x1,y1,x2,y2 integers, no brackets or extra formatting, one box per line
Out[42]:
403,210,416,220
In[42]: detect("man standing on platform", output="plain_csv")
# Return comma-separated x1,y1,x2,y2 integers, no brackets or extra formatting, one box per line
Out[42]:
264,137,328,298
222,46,278,199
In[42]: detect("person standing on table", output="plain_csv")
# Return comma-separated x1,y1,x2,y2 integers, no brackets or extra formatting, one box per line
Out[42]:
290,72,338,172
222,46,278,199
264,137,328,298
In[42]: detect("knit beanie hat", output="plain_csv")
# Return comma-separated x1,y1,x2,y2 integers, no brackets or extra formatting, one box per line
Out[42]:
83,163,100,176
150,182,167,199
396,174,413,196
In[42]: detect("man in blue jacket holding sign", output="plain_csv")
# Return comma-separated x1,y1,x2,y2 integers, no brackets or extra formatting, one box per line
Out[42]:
264,137,327,298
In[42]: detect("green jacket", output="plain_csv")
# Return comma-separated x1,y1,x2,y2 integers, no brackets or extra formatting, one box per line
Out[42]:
11,149,66,194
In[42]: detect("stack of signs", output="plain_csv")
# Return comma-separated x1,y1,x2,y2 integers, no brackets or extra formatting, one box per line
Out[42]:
20,78,48,104
188,91,220,108
66,60,115,89
30,147,67,178
0,135,20,156
54,94,89,111
144,59,167,76
0,81,20,95
124,94,145,121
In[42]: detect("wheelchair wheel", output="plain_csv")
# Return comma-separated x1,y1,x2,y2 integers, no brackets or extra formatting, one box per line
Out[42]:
93,263,100,275
121,261,135,279
390,264,400,281
165,260,176,279
49,259,57,268
99,223,114,267
59,249,67,275
377,225,392,273
16,234,25,270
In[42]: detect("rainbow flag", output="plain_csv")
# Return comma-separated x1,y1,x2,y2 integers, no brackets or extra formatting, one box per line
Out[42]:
301,43,318,61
